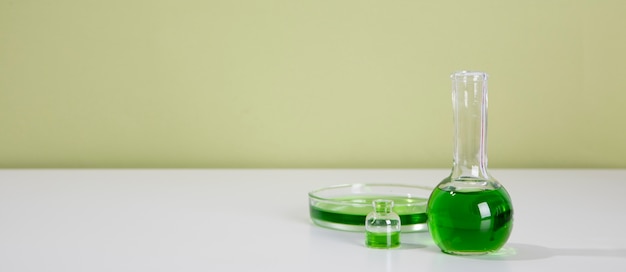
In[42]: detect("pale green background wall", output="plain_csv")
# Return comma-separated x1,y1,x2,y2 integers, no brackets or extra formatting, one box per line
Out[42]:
1,0,625,168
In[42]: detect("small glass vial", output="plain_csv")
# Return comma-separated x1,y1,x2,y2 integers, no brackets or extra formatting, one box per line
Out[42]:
365,199,401,248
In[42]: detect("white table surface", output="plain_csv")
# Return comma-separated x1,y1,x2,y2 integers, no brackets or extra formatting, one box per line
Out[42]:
0,169,625,271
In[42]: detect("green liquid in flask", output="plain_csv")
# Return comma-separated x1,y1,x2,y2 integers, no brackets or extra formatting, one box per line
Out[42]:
366,231,400,248
427,187,513,255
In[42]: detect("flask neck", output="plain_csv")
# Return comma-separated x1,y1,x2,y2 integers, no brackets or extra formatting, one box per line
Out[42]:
450,71,491,181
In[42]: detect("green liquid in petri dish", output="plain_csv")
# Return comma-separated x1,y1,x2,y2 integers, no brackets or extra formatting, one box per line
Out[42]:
309,196,427,227
427,187,513,255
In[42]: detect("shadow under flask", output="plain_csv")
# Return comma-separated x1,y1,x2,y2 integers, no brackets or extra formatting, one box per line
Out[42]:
427,71,513,255
365,199,401,248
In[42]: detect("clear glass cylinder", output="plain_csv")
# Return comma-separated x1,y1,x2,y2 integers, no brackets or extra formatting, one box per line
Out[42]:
365,199,401,248
427,71,514,255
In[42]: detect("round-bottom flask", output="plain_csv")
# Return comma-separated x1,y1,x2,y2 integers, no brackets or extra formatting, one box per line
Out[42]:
427,71,514,255
365,199,401,248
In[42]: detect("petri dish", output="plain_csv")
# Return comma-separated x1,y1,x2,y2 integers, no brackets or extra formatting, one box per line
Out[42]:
308,184,430,232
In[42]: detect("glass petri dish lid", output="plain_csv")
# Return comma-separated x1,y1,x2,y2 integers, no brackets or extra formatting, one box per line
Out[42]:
309,183,430,232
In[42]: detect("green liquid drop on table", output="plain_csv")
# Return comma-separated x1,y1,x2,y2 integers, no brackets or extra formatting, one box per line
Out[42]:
366,231,400,248
427,187,513,255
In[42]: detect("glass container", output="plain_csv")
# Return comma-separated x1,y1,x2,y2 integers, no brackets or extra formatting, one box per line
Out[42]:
365,199,401,248
427,71,514,255
309,184,429,232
